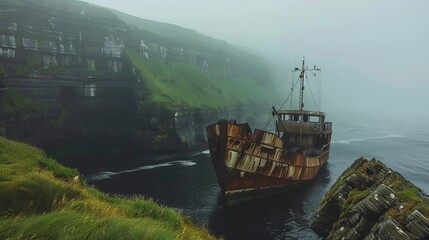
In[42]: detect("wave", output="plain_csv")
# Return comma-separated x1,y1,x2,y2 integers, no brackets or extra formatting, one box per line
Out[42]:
332,134,404,144
200,149,210,154
88,160,197,181
190,149,210,156
88,171,116,180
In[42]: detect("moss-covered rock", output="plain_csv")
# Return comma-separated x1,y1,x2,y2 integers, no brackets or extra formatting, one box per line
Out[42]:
311,157,429,239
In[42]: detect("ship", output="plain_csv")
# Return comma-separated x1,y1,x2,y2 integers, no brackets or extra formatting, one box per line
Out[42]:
206,57,332,205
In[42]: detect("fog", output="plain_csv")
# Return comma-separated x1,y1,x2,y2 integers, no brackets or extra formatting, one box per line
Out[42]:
85,0,429,116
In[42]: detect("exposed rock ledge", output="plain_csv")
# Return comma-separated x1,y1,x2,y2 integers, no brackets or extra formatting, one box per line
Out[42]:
311,157,429,239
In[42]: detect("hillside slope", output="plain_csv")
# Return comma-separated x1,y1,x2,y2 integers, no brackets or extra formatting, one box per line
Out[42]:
0,137,215,239
112,9,217,47
112,7,278,108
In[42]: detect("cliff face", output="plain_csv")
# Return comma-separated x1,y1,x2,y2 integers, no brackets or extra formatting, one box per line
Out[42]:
311,157,429,239
0,0,137,145
0,0,276,149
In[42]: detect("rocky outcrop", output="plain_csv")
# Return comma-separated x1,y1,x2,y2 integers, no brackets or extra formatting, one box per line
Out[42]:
311,157,429,239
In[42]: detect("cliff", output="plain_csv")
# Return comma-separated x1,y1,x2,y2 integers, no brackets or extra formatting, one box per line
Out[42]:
0,136,215,239
0,0,278,149
311,157,429,239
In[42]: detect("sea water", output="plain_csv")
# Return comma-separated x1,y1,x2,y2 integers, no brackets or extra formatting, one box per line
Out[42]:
88,113,429,239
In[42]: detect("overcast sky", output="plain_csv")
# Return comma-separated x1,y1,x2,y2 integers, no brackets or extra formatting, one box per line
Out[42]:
84,0,429,115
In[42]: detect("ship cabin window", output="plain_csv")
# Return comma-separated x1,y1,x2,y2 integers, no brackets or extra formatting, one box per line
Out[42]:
281,114,315,122
281,114,300,122
309,115,321,123
303,115,309,122
279,114,292,121
293,114,299,121
280,114,323,123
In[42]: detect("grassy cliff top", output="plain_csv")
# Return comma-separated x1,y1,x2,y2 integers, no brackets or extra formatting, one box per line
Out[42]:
0,137,215,239
112,9,220,48
126,49,276,109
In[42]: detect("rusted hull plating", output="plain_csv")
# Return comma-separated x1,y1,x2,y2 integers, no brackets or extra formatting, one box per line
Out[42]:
207,120,330,205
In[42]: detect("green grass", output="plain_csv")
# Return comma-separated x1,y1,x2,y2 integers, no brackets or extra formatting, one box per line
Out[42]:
383,172,428,222
113,9,221,48
0,90,45,114
13,54,42,76
126,48,276,109
0,137,215,239
320,157,369,205
341,188,372,212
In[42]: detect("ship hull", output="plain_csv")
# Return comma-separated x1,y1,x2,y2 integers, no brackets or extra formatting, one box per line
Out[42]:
207,120,330,205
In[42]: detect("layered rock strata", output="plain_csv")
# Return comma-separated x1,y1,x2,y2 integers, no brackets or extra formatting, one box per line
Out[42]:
311,157,429,239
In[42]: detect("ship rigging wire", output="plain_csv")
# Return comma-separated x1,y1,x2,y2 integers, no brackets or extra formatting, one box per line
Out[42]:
263,77,300,130
264,61,322,130
306,72,320,112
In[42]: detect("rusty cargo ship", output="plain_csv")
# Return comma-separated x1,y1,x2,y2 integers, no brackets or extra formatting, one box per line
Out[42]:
206,58,332,205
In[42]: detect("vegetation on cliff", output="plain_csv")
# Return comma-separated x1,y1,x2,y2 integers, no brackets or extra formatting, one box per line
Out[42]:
126,48,275,109
112,9,214,47
114,5,280,109
0,90,46,114
0,0,280,148
0,137,215,239
2,0,280,111
1,0,281,110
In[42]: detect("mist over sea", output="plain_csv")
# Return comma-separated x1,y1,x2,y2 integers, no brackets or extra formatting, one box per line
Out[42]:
88,112,429,239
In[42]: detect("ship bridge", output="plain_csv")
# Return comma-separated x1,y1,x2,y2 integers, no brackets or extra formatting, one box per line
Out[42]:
275,110,332,135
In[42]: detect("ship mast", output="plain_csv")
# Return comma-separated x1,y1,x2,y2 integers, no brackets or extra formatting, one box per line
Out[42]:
299,58,305,111
293,57,321,112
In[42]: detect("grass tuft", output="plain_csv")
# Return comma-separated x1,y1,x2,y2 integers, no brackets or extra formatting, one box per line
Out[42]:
0,137,215,239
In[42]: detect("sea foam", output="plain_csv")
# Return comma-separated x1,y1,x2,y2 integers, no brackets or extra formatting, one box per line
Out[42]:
88,160,197,181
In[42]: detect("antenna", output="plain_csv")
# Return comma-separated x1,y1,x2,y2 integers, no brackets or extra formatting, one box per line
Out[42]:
292,57,321,112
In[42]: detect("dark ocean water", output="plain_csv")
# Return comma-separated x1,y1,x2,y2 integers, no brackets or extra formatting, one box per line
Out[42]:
87,113,429,239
